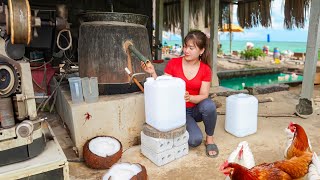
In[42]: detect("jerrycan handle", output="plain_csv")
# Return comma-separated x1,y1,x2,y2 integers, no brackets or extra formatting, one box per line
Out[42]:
156,75,173,80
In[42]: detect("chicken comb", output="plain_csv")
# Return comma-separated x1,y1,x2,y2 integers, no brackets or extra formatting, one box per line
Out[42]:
238,145,244,160
288,121,295,127
219,160,229,171
288,121,297,133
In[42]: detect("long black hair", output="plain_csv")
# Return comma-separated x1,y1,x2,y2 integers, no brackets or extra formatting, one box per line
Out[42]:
183,30,211,67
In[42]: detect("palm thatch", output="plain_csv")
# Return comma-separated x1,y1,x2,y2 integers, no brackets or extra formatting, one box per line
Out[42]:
162,0,309,31
237,0,272,28
284,0,311,29
163,0,231,31
163,0,181,31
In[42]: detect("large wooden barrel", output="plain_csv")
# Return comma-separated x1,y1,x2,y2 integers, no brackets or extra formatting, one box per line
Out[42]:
78,12,151,95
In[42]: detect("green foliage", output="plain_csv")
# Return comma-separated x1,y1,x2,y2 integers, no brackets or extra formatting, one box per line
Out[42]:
240,48,266,60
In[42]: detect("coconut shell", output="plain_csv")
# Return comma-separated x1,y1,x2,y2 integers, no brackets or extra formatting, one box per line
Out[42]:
131,163,148,180
83,136,122,169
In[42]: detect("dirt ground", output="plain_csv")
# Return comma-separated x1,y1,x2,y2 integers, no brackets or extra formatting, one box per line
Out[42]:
46,56,320,179
47,84,320,180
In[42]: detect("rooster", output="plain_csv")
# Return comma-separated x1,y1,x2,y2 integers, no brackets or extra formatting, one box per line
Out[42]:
285,122,312,159
308,152,320,180
220,151,313,180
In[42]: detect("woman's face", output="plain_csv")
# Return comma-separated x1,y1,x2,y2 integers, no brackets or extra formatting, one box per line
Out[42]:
183,40,205,61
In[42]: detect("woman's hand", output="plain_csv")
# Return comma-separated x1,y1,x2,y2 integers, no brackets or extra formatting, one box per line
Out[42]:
141,61,155,75
185,91,192,102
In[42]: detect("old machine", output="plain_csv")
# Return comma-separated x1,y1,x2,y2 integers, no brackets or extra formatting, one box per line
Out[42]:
0,0,69,179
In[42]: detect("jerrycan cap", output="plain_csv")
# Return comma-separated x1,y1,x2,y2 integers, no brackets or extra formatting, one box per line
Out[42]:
146,77,154,82
156,75,173,80
236,93,250,98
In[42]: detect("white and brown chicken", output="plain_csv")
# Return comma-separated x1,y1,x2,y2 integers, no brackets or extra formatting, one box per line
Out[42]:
225,141,255,180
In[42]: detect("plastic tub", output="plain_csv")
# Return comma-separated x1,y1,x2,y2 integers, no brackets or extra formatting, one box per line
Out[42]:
144,76,186,132
82,77,99,103
225,93,258,137
68,77,84,104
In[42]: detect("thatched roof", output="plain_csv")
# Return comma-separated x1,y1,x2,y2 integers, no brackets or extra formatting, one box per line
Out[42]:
163,0,310,30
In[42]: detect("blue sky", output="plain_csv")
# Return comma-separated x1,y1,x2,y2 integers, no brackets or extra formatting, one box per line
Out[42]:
220,0,309,42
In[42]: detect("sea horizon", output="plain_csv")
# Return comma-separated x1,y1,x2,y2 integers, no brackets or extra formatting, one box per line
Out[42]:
163,39,308,53
220,40,307,53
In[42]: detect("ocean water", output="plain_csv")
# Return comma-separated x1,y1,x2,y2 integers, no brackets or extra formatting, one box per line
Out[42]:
162,40,307,53
220,40,307,53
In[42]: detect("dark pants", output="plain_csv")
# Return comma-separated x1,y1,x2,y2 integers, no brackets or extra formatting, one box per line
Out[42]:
186,98,217,147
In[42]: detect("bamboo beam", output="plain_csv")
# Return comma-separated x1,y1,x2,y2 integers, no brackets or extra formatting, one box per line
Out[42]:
181,0,189,42
296,0,320,117
210,0,220,86
155,0,164,60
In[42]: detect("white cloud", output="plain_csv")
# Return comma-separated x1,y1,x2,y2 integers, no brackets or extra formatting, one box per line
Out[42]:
236,32,261,39
271,0,284,18
232,5,237,24
271,16,283,29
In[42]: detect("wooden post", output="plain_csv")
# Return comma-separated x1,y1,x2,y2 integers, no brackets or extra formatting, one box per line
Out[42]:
155,0,164,60
181,0,189,42
229,3,233,55
210,0,219,86
296,0,320,117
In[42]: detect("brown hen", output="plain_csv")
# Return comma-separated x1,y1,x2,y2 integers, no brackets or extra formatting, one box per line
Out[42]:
286,122,312,159
220,152,312,180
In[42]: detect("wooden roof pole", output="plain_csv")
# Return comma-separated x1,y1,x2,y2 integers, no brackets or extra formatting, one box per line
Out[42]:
155,0,164,60
296,0,320,118
181,0,189,45
210,0,220,87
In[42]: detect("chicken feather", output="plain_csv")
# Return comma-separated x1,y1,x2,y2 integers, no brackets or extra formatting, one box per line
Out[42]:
307,152,320,180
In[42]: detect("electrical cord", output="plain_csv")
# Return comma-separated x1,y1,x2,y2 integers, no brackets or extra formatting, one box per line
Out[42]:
57,29,72,51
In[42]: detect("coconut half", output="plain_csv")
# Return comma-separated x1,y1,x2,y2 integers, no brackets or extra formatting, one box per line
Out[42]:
102,163,147,180
83,136,122,169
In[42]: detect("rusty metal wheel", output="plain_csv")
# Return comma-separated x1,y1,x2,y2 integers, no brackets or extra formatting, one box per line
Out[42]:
7,0,32,44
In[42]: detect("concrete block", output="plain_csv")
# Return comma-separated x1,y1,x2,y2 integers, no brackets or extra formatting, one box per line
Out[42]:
173,131,189,147
53,79,145,158
141,131,173,153
141,145,175,167
174,143,189,159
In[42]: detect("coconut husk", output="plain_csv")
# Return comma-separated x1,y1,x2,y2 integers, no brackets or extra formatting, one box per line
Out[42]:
130,163,148,180
83,136,122,169
103,163,147,180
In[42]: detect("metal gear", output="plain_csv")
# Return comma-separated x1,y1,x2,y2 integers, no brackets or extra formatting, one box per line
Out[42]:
0,62,20,97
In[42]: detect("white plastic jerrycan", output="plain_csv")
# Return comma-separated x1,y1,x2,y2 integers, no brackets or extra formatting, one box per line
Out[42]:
144,75,186,132
225,93,258,137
